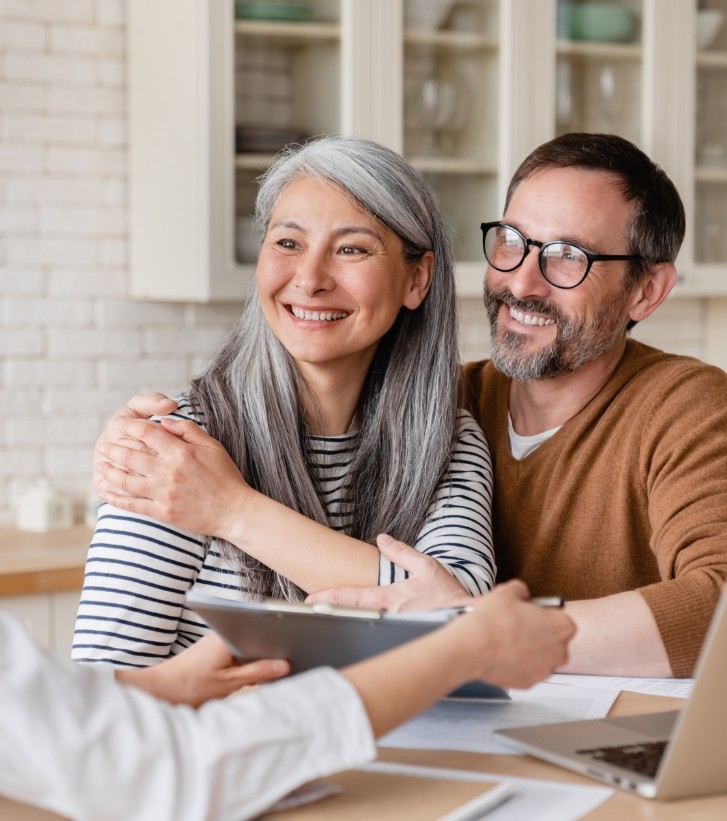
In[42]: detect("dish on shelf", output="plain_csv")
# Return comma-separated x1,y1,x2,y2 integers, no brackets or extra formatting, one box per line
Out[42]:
696,9,724,50
235,125,311,154
569,3,636,43
404,0,454,30
234,1,313,22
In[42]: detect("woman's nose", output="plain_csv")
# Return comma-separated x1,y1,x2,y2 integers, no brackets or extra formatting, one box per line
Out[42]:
291,250,335,295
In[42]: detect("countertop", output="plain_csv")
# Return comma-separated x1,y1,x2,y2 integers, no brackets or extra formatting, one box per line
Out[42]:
0,525,91,597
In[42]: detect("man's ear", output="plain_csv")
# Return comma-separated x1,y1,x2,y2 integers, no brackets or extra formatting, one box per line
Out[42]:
627,262,678,324
403,250,434,310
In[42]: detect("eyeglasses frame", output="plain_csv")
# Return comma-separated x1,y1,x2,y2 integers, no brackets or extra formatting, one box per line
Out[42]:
480,221,643,289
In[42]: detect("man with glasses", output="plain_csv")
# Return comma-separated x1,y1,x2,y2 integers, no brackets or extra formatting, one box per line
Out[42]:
455,132,727,679
311,133,727,680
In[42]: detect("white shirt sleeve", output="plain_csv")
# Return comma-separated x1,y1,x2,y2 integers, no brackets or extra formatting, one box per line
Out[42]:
0,615,376,821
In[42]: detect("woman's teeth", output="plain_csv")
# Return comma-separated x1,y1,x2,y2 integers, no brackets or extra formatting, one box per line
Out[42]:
509,306,555,327
291,306,349,322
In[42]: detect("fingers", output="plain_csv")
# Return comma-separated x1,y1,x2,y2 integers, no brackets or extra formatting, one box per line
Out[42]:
97,459,150,497
159,416,214,446
229,658,290,688
99,418,192,461
306,586,384,610
376,533,434,574
494,578,531,602
124,392,177,419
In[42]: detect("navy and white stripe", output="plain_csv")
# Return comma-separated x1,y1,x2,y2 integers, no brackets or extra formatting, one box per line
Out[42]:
72,408,494,668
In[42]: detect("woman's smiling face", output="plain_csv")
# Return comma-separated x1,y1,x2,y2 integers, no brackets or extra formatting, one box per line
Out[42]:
256,176,432,385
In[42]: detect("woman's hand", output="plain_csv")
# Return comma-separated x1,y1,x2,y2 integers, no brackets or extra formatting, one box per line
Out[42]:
306,534,471,612
96,414,255,542
93,393,178,497
115,634,290,707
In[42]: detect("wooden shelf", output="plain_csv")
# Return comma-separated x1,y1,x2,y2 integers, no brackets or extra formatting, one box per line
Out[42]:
0,525,90,597
234,19,339,45
557,39,641,61
404,30,496,52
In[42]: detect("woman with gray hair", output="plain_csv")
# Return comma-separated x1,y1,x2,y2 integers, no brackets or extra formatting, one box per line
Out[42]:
74,136,495,668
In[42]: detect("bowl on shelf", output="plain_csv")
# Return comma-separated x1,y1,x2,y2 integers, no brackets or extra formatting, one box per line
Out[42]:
404,0,455,31
570,3,636,43
234,1,313,22
696,9,725,50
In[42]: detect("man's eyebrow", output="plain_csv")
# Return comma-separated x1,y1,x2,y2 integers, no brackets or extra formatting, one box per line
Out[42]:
505,221,591,248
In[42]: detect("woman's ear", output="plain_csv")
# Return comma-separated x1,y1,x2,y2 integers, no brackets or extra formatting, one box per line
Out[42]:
627,262,678,324
403,250,435,310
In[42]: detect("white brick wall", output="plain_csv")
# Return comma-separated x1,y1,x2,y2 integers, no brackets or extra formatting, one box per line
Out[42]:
0,0,714,527
0,0,245,526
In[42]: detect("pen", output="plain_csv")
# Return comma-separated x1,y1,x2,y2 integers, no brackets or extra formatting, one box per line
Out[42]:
437,782,516,821
446,596,565,615
532,596,565,608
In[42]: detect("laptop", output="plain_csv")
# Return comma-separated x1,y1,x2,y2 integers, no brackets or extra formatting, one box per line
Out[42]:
495,586,727,799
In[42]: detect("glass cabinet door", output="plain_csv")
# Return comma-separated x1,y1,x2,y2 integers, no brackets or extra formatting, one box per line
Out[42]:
554,0,643,143
402,0,499,268
694,0,727,267
232,0,341,264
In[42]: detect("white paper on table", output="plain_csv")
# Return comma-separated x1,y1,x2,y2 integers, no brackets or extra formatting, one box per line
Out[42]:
379,681,618,755
360,761,613,821
548,672,694,698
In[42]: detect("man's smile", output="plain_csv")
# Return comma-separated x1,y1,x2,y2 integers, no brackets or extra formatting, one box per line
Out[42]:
509,305,556,327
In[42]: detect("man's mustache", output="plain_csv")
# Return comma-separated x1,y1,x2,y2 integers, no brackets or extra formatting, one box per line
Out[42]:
486,288,563,324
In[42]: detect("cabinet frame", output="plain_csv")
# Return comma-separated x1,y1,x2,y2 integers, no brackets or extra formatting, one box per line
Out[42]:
127,0,727,308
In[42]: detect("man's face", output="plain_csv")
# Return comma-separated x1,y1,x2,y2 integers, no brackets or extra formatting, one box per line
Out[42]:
484,167,636,381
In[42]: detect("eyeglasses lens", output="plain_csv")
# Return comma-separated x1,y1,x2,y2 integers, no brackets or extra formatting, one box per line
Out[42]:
541,244,588,286
484,225,525,272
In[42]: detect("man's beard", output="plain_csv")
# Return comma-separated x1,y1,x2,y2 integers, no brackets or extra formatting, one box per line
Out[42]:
483,278,629,381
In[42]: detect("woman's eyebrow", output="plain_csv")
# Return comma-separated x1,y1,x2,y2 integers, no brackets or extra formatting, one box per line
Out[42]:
268,221,383,241
332,226,383,241
268,219,304,231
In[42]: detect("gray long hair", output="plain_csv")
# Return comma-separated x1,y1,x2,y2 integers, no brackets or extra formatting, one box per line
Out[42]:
190,135,459,600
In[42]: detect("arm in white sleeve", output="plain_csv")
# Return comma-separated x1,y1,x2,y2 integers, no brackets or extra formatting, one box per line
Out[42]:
0,615,376,821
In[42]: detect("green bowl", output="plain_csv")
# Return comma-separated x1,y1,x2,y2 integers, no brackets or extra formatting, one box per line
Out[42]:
235,2,313,22
570,3,635,43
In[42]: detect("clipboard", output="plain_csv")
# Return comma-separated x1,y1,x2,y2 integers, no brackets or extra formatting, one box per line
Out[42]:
185,591,509,700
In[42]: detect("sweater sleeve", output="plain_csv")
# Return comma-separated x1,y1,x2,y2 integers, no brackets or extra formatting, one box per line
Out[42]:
636,362,727,676
2,615,376,821
378,409,496,594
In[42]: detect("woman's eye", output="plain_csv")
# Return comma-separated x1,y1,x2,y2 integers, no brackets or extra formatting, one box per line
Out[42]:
339,245,366,255
276,238,298,250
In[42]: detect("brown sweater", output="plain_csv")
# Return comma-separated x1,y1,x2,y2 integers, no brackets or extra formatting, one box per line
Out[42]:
461,340,727,677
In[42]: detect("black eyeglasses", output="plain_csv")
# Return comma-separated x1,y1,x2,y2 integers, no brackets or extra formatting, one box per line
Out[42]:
480,222,642,289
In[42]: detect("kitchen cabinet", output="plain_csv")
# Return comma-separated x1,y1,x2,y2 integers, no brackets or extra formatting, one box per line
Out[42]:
127,0,727,302
0,591,81,656
0,526,89,656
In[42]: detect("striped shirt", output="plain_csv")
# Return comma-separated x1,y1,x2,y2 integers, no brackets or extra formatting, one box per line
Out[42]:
72,408,494,668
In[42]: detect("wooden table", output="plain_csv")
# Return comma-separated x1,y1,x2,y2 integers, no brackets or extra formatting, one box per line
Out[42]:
0,526,90,597
2,690,726,820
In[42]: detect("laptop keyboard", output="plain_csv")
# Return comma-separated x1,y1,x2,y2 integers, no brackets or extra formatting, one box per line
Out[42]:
577,740,668,779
